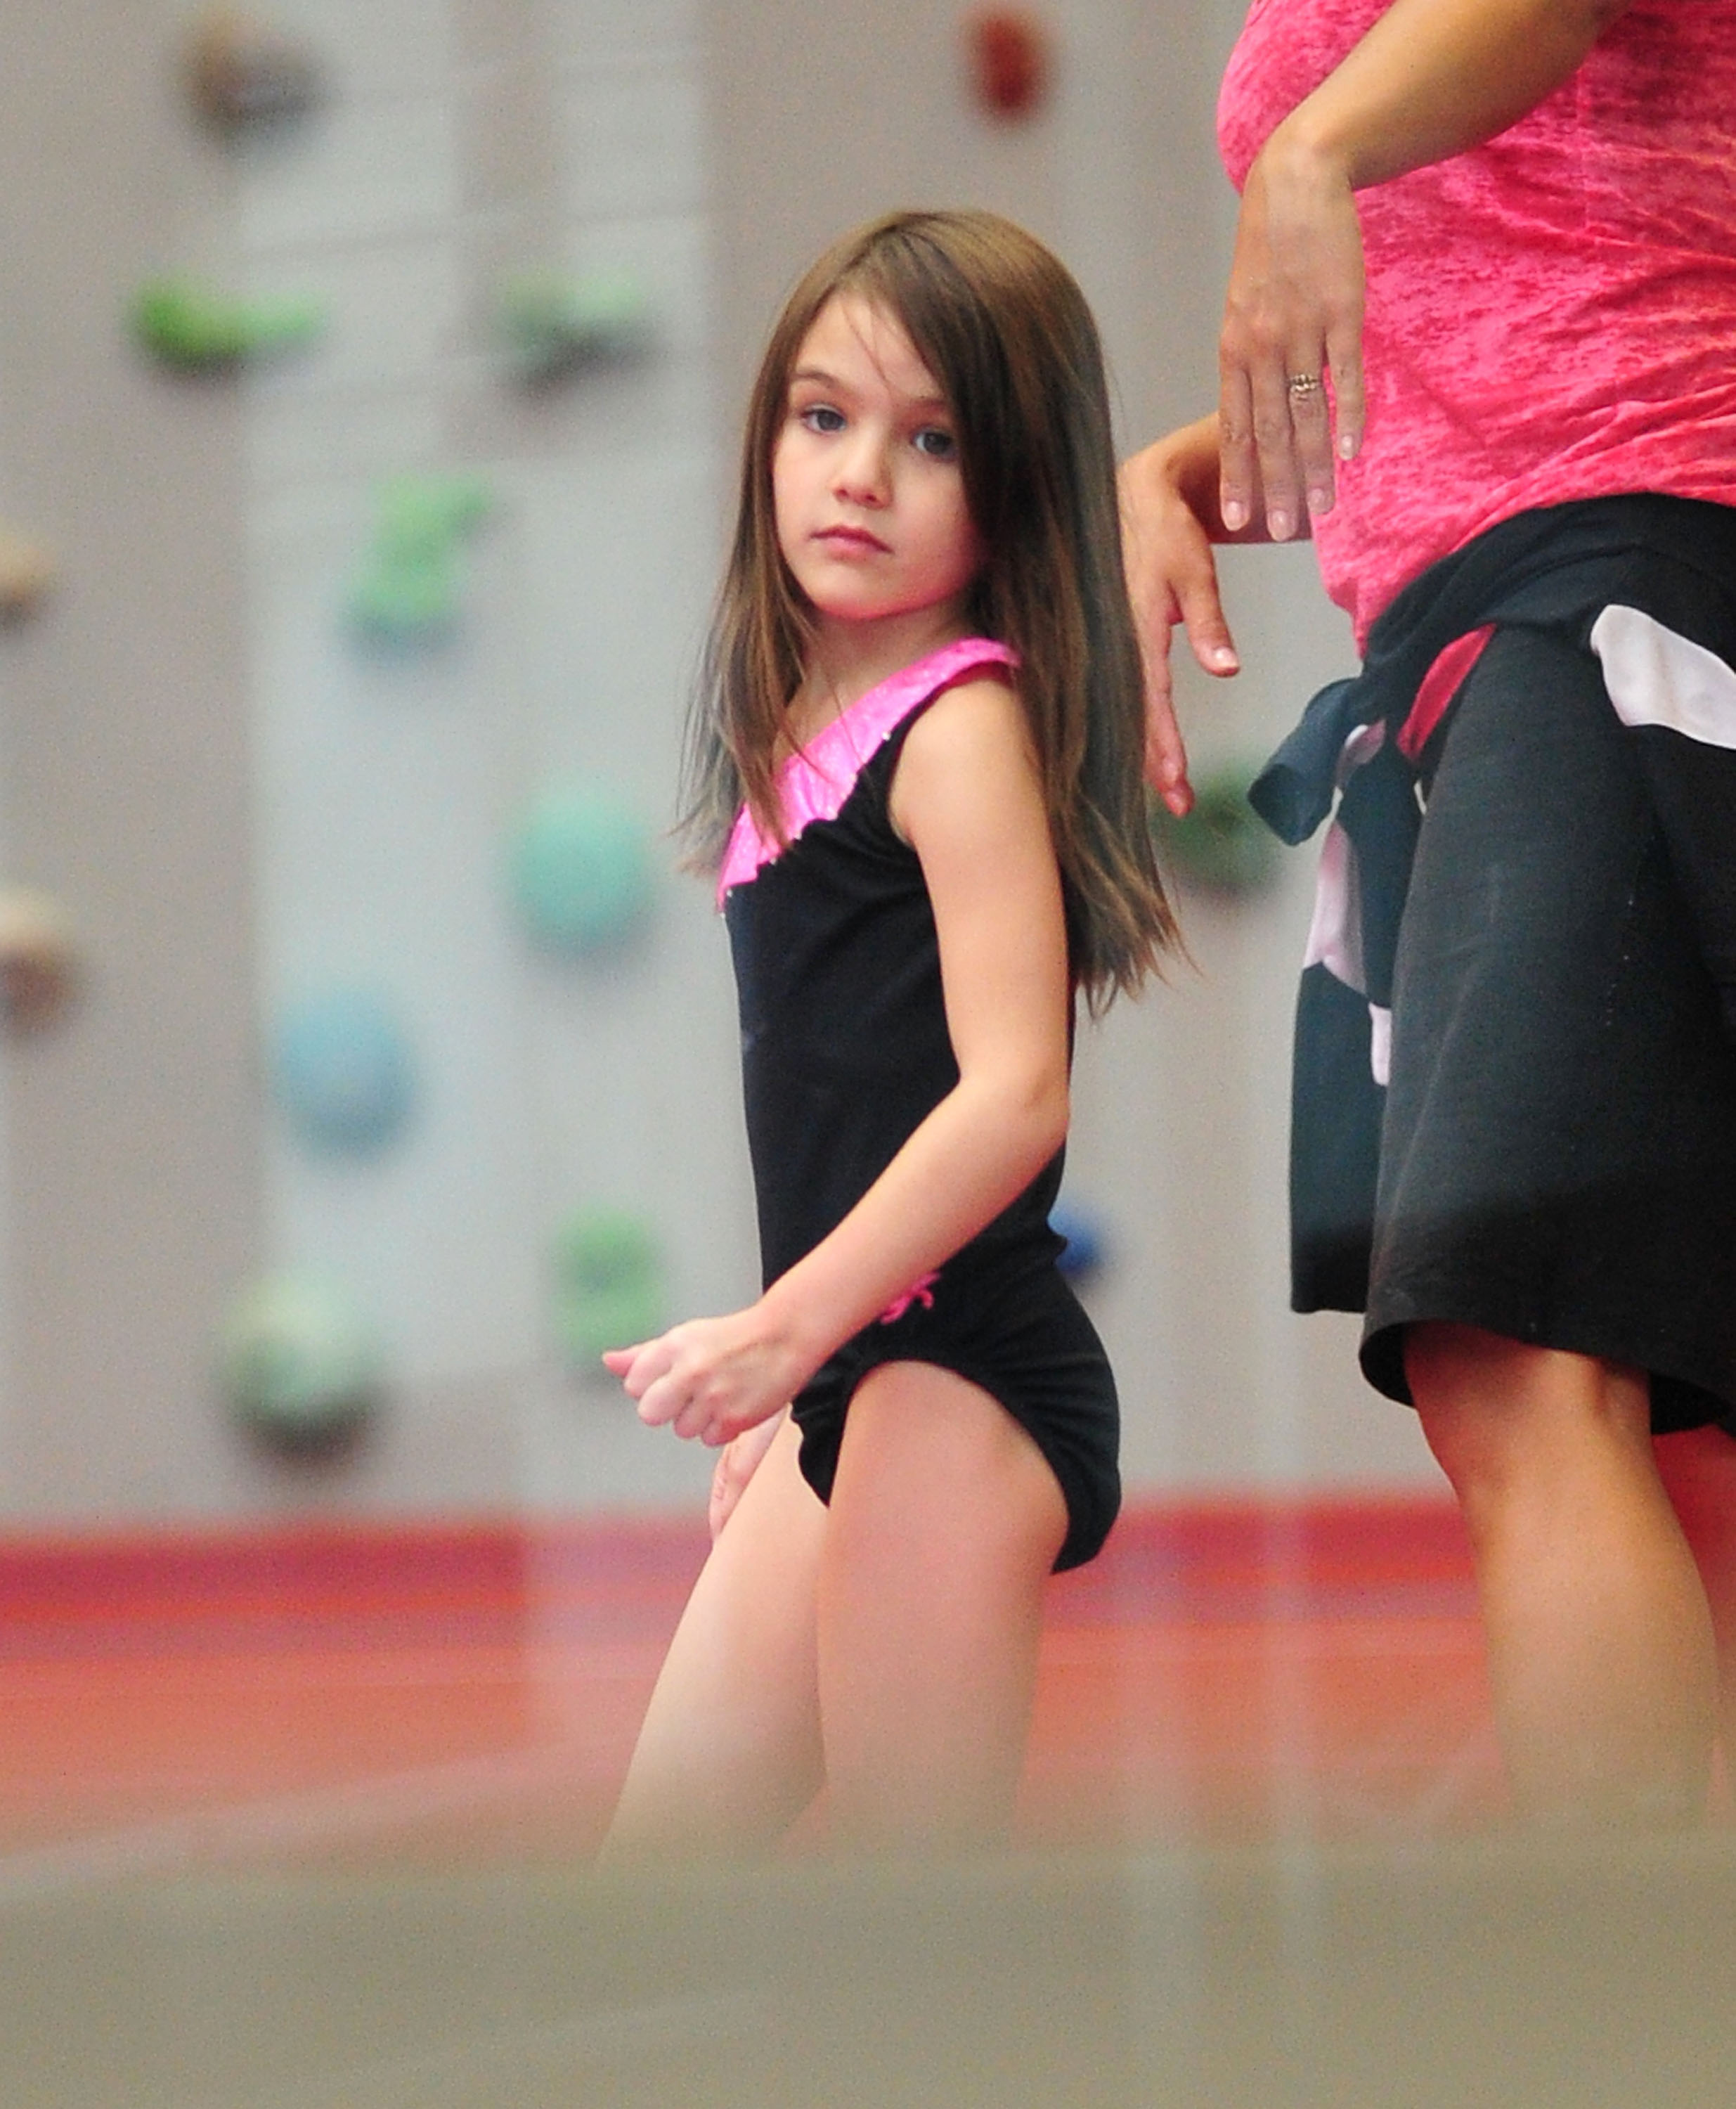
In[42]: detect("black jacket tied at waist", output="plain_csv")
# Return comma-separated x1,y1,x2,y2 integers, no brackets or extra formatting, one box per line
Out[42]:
1249,494,1736,1315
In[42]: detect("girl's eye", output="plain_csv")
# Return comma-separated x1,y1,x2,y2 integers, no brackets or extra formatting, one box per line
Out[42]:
913,427,957,462
798,404,846,434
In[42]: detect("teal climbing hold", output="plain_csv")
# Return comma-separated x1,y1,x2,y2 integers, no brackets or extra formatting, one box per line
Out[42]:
131,277,323,370
349,473,493,644
218,1272,382,1457
496,268,654,385
508,785,656,957
552,1207,663,1370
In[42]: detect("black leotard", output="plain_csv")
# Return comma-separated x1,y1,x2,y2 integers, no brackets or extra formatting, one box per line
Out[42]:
718,638,1120,1571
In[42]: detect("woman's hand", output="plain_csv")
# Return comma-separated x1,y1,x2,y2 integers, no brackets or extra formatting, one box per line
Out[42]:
1217,124,1366,542
707,1407,790,1540
603,1308,805,1449
1119,417,1244,815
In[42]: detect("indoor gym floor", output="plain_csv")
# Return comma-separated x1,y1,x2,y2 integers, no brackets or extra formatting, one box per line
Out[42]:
1,1495,1733,2107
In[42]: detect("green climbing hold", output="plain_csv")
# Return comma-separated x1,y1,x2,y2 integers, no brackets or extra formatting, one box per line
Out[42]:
497,269,654,385
131,278,323,370
552,1207,663,1370
349,473,493,644
1151,761,1283,898
218,1272,383,1457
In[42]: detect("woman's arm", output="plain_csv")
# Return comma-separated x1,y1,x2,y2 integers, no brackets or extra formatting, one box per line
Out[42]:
1122,0,1636,808
1120,413,1259,815
1222,0,1638,538
605,677,1072,1447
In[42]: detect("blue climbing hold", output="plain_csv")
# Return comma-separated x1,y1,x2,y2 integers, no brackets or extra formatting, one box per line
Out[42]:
1051,1201,1108,1284
273,988,416,1156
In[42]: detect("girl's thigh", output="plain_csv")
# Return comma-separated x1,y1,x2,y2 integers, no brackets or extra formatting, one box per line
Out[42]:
603,1412,827,1856
817,1360,1067,1838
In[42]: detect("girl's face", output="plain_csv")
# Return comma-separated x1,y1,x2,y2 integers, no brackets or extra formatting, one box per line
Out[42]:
772,295,983,638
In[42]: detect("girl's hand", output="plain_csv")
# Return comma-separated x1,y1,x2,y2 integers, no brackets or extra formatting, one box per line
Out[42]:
1119,420,1243,815
707,1407,790,1540
1217,125,1366,543
602,1308,805,1449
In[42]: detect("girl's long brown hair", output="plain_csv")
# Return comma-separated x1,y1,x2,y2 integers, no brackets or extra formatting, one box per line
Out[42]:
682,209,1176,1007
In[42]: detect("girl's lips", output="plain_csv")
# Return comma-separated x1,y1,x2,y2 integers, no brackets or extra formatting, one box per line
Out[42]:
815,524,890,553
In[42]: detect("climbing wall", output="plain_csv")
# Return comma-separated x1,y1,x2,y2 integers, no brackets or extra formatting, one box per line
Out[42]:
0,0,1437,1523
235,0,732,1511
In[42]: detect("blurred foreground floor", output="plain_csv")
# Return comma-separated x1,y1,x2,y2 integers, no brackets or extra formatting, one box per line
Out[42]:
6,1500,1736,2106
5,1838,1736,2105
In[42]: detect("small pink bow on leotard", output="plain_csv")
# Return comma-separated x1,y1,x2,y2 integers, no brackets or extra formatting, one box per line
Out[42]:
879,1270,940,1324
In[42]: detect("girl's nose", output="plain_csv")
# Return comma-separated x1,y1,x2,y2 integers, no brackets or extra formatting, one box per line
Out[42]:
834,431,889,505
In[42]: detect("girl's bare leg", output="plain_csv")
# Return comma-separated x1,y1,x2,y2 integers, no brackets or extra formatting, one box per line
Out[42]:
1409,1321,1717,1829
601,1412,827,1859
1654,1422,1736,1769
817,1360,1068,1852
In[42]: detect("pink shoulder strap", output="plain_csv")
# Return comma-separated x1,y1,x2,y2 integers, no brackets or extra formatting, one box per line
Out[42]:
717,637,1017,903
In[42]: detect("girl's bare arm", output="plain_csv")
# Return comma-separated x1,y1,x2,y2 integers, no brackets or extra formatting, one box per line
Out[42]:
606,677,1071,1446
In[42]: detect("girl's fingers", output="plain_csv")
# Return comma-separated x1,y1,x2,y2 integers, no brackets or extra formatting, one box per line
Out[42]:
711,1409,786,1535
623,1339,678,1405
636,1376,679,1427
633,1347,689,1426
677,1393,733,1445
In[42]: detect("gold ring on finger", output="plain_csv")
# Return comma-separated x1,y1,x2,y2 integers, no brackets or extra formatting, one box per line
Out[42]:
1286,373,1323,401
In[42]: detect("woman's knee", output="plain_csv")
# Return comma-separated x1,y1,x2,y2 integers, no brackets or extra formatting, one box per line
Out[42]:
1407,1321,1652,1499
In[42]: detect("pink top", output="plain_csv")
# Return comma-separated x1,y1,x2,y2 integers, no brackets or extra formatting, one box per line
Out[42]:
1218,0,1736,647
716,637,1019,904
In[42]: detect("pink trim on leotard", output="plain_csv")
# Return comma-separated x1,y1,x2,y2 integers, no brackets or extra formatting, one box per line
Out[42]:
715,637,1018,905
879,1269,940,1324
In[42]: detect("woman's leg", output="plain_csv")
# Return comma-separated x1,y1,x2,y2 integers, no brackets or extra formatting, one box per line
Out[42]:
600,1412,827,1859
816,1360,1068,1852
1409,1321,1717,1829
1654,1423,1736,1769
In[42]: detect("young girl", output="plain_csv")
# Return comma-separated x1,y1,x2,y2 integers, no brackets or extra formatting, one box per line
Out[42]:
603,209,1174,1855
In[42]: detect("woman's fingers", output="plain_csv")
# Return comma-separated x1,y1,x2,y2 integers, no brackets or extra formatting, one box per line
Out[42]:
1285,355,1337,521
604,1338,668,1398
1248,353,1307,541
1219,129,1366,535
1119,431,1239,814
1144,688,1193,815
1327,314,1366,463
1217,365,1257,535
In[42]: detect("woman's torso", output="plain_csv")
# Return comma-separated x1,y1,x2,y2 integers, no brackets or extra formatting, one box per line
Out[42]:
1218,0,1736,644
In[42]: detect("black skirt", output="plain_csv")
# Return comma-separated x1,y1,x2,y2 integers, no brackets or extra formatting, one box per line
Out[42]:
1360,623,1736,1432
